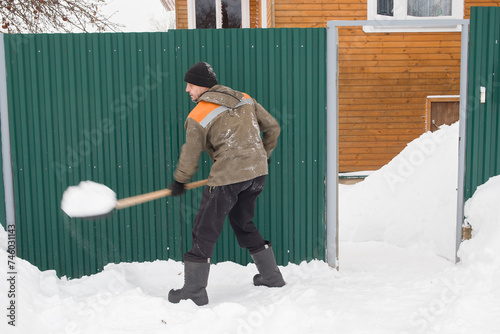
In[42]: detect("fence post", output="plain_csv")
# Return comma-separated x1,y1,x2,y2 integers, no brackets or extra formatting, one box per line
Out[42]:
326,23,339,269
455,21,470,263
0,33,17,253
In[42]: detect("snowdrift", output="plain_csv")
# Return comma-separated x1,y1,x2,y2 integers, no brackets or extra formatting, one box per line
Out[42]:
340,122,459,261
460,174,500,264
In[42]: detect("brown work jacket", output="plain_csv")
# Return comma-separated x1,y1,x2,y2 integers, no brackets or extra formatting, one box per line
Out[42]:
174,85,280,186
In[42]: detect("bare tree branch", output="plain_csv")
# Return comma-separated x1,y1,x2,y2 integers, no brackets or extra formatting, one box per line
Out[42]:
1,0,121,33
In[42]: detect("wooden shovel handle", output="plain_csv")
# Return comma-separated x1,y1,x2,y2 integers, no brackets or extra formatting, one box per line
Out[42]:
115,179,208,210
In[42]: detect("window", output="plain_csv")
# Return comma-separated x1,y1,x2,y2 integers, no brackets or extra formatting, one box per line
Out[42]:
365,0,464,32
188,0,250,29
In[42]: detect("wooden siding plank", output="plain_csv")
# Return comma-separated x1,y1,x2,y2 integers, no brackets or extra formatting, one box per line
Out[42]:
341,97,426,104
276,14,364,23
340,115,424,122
341,66,460,74
339,122,424,130
340,153,405,160
340,128,424,135
339,134,419,142
339,73,461,81
340,53,460,61
339,110,426,117
340,57,462,65
340,146,404,152
339,33,462,42
277,4,366,10
339,90,457,98
340,41,461,48
339,141,409,148
341,47,462,54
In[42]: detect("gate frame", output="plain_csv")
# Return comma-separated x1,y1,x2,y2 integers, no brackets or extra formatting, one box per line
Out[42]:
326,19,470,267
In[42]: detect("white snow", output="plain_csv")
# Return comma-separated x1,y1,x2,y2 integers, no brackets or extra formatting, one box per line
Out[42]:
3,1,497,332
461,174,500,264
340,122,459,261
61,181,117,218
2,122,500,333
103,0,175,32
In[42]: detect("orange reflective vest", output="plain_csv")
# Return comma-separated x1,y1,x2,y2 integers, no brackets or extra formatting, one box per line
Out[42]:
188,93,253,128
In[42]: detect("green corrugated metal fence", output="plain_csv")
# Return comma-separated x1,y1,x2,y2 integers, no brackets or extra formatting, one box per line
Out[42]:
2,28,326,278
465,7,500,201
0,133,4,227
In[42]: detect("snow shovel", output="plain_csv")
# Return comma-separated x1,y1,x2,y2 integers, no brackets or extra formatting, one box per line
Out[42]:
61,179,208,219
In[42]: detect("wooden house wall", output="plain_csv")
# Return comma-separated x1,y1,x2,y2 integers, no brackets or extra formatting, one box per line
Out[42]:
175,0,500,171
175,0,188,29
274,0,500,172
250,0,260,27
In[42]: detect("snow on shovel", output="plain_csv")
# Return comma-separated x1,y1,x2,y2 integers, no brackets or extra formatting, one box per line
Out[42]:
61,179,208,219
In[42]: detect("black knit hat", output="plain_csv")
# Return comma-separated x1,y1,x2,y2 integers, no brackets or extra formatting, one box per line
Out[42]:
184,62,218,88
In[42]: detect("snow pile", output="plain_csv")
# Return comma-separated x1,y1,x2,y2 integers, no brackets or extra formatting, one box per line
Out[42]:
340,123,459,261
460,175,500,264
430,176,500,333
61,181,116,218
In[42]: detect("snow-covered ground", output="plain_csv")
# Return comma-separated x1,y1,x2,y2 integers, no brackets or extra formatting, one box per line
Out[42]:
4,2,499,333
1,122,500,333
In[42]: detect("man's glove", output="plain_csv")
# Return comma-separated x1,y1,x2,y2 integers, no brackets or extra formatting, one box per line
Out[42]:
170,181,185,197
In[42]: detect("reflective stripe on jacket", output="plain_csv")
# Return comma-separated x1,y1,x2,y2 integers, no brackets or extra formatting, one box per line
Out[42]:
189,93,254,128
174,85,280,187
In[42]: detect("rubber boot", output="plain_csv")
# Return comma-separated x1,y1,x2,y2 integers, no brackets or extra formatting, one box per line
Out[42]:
168,260,210,306
251,243,285,287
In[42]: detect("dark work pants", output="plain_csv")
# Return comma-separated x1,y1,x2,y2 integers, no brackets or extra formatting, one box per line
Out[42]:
184,175,267,263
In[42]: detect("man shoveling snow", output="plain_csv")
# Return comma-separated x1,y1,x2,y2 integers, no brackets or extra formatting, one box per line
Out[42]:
168,62,285,306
